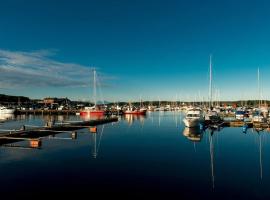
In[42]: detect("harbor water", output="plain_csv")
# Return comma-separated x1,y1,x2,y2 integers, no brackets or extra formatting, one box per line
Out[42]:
0,111,270,199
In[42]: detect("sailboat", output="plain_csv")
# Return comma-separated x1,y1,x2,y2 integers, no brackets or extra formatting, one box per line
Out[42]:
205,55,221,124
80,69,105,116
252,68,267,123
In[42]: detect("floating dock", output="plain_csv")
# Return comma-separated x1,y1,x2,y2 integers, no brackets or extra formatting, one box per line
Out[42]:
15,109,79,115
0,117,118,147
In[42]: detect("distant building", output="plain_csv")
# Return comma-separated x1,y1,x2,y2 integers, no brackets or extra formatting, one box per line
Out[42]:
43,97,71,106
43,97,56,104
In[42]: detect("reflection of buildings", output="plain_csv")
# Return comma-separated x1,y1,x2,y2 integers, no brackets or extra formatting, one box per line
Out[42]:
123,114,146,125
182,127,203,142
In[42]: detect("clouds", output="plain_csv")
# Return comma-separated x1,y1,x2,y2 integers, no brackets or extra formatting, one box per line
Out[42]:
0,49,109,89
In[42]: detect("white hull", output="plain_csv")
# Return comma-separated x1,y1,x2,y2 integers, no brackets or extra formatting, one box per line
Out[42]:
0,108,15,114
183,118,203,128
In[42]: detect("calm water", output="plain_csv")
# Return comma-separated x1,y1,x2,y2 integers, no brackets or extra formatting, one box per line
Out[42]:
0,112,270,199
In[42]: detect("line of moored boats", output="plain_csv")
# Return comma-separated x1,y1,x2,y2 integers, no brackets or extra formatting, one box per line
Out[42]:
182,105,270,128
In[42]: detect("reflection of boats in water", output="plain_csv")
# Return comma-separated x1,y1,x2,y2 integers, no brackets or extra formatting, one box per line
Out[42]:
209,129,215,189
253,128,264,180
0,113,15,123
90,125,104,159
80,113,105,121
182,128,203,142
123,114,146,125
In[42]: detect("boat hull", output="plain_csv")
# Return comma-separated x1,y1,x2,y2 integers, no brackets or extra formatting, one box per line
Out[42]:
183,118,203,128
80,110,105,116
0,109,15,114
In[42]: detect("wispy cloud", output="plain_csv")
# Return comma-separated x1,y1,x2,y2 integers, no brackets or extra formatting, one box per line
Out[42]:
0,49,113,89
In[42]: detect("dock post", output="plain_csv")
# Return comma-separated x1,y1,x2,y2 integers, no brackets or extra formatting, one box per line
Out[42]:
71,131,77,139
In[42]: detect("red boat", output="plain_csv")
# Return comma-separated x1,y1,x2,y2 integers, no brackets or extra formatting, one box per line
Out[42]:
80,109,105,116
80,69,105,117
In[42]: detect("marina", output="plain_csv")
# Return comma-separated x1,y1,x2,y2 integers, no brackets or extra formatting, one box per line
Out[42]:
2,0,270,199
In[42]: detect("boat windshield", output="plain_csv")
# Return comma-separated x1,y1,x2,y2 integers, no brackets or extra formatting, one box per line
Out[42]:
187,114,200,118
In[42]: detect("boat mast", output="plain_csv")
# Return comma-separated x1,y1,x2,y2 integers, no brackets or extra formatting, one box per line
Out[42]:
93,68,97,107
209,55,213,108
257,67,261,108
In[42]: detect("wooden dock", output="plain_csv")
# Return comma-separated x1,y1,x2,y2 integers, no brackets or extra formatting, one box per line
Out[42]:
15,109,79,115
0,117,118,147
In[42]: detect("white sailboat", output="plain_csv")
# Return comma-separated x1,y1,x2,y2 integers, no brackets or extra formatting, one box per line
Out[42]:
252,68,266,123
205,55,221,123
80,69,105,116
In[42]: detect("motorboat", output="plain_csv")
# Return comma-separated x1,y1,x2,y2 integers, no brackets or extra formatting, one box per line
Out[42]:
183,108,204,128
0,106,15,114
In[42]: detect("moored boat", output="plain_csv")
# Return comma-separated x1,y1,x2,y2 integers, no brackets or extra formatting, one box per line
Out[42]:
0,106,15,114
183,108,204,128
80,69,105,116
80,106,105,116
124,107,147,115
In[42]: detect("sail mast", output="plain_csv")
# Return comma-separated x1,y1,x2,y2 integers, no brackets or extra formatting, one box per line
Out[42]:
93,68,97,107
257,67,260,108
209,55,213,108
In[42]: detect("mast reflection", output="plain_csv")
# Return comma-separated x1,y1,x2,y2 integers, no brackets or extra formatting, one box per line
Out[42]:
254,127,264,180
90,125,105,159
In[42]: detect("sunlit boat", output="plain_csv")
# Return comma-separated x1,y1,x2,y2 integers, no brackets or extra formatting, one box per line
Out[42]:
0,106,15,114
80,68,105,116
123,107,147,115
252,113,266,123
183,108,204,128
80,106,105,116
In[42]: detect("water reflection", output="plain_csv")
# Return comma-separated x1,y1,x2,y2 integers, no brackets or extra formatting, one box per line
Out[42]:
123,114,146,125
208,129,215,189
253,128,264,180
182,127,203,142
2,112,270,198
182,126,222,189
80,113,105,121
0,113,14,123
90,125,105,159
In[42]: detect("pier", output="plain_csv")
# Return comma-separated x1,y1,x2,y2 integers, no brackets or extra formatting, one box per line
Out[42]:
0,117,118,147
15,109,79,115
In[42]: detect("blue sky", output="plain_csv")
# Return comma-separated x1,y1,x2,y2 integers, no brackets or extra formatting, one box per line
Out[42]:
0,0,270,101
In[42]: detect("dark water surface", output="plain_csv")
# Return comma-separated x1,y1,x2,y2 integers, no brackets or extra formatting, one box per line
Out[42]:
0,112,270,199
